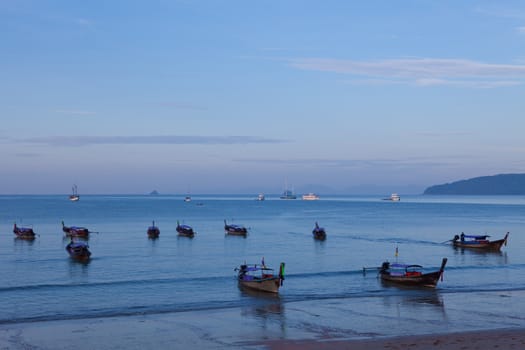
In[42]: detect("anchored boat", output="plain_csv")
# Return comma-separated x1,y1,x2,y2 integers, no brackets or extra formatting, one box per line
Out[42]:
176,220,195,238
147,221,160,238
235,260,285,293
312,222,326,240
224,220,248,236
378,258,447,288
13,223,36,240
66,238,91,261
452,232,509,251
62,221,90,238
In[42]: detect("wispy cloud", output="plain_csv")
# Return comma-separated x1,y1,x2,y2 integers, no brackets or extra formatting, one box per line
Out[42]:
288,57,525,88
234,157,452,169
19,135,289,147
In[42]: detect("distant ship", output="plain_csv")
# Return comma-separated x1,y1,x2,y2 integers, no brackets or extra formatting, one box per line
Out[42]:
257,193,265,201
280,189,297,200
302,193,320,200
383,193,400,201
184,196,192,202
69,185,79,202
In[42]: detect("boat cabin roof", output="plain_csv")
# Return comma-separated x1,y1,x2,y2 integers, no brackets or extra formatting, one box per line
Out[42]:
69,242,89,248
464,234,490,240
239,264,273,272
389,263,423,270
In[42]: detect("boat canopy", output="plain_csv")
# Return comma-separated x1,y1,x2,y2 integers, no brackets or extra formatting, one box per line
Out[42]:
390,263,423,269
240,264,273,272
464,234,490,240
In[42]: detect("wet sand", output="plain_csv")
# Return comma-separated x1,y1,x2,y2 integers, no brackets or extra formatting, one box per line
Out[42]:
263,329,525,349
1,315,523,350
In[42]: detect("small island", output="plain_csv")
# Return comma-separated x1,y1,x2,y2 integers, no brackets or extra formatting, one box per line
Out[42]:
424,173,525,195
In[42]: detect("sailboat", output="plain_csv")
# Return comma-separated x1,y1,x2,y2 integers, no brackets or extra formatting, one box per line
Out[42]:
280,180,297,200
69,185,80,202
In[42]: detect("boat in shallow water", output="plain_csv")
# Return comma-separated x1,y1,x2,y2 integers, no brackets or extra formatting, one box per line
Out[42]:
235,260,285,293
66,239,91,261
452,232,509,251
147,221,160,238
176,220,195,238
62,221,90,238
379,258,447,288
312,222,326,240
13,223,36,240
224,220,247,236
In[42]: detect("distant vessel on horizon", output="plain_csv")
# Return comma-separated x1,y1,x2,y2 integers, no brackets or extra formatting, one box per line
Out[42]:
69,185,79,202
383,193,400,201
257,193,265,201
302,193,320,200
280,189,297,200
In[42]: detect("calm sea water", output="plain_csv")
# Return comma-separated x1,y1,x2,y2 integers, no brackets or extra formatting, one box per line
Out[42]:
1,194,524,334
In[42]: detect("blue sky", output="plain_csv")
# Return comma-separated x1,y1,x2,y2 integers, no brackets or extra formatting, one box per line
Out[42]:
2,1,525,195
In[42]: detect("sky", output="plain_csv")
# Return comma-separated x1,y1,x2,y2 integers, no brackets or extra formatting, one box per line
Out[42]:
2,0,525,195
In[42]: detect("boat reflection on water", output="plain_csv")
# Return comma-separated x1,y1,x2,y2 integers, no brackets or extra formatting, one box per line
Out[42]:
381,290,446,320
239,288,286,332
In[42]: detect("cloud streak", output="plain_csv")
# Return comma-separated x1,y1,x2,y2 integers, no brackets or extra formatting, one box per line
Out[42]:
288,57,525,87
234,157,455,169
19,135,289,147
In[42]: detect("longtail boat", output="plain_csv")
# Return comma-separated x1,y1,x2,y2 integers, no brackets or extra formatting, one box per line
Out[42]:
452,232,509,251
379,258,447,288
235,259,285,293
66,238,91,261
13,223,36,240
312,221,326,240
176,220,195,238
224,220,247,236
62,221,90,238
147,221,160,238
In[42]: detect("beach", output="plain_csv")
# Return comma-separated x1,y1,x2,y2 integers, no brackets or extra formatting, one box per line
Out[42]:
1,292,524,349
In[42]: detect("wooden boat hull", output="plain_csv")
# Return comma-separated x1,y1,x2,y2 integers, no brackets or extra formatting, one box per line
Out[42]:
226,230,247,236
14,232,36,240
380,270,443,288
63,229,89,238
313,230,326,240
238,278,281,293
452,233,508,251
178,232,194,238
147,229,160,238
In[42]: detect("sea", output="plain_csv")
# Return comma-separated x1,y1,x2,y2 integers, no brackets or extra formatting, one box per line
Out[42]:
1,194,524,343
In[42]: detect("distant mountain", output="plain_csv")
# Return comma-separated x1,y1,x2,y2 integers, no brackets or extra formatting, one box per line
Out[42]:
424,174,525,195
